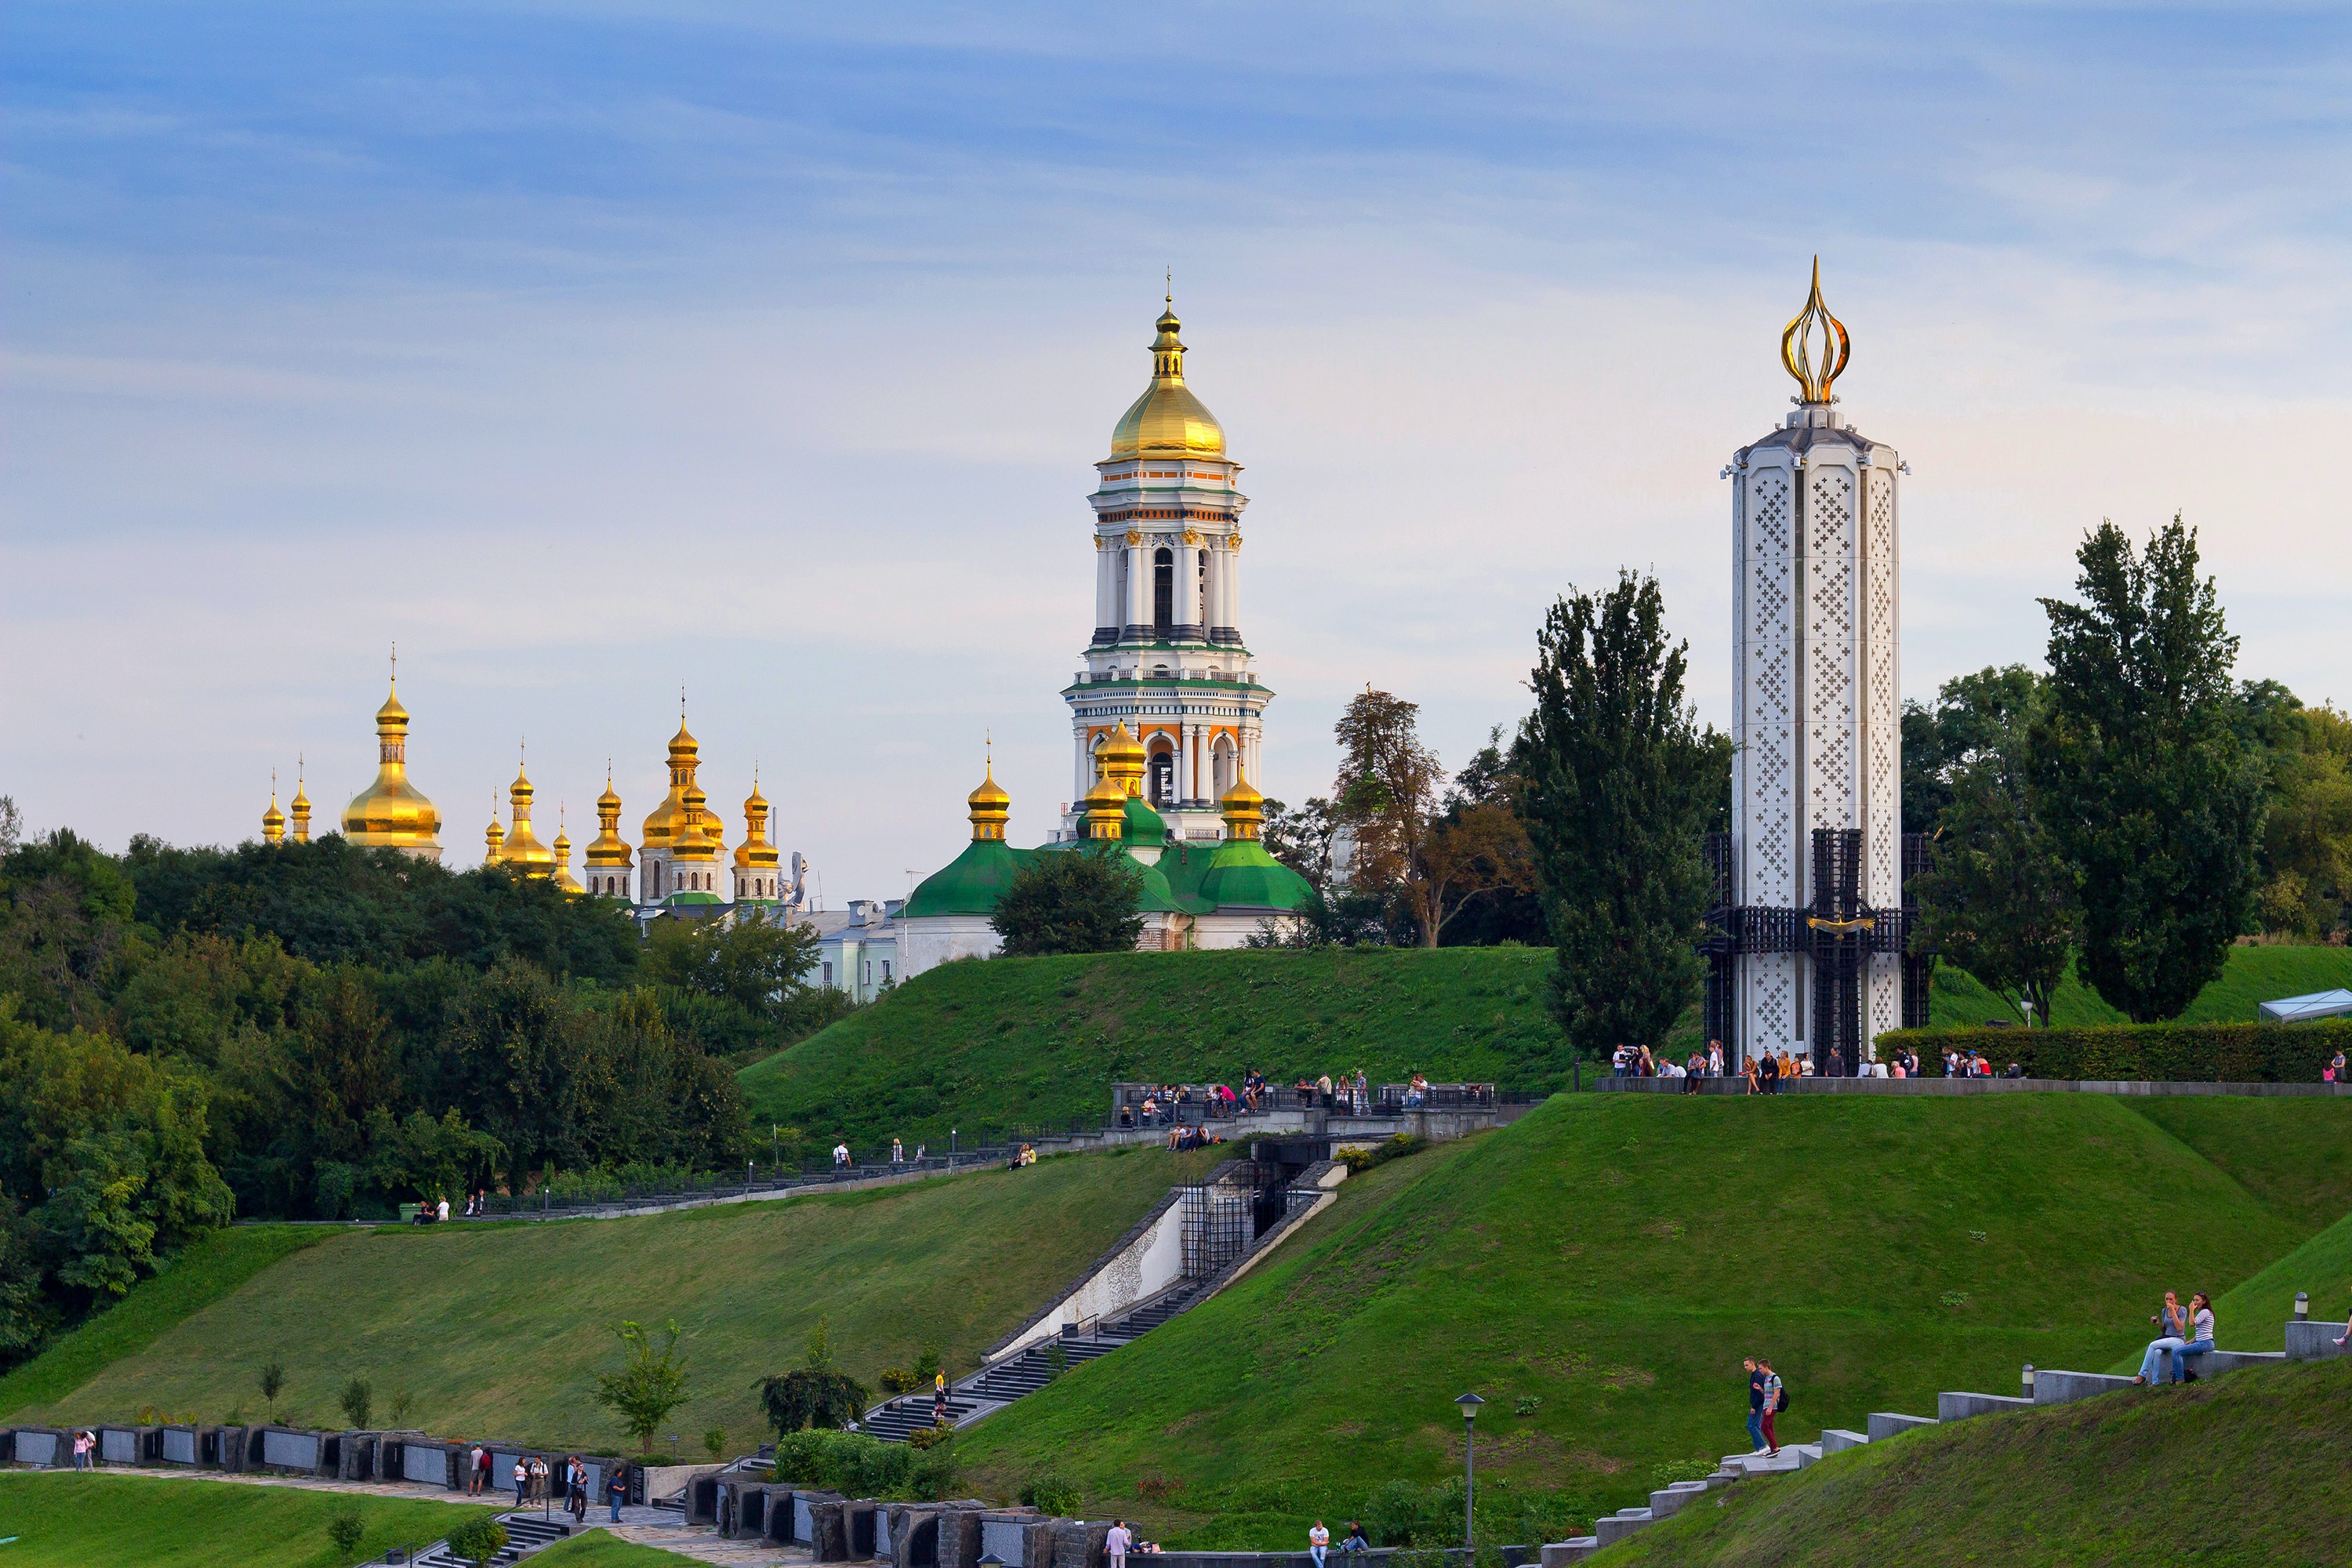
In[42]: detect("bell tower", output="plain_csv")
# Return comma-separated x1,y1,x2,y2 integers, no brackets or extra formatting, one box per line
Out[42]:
1711,263,1920,1069
1062,296,1272,843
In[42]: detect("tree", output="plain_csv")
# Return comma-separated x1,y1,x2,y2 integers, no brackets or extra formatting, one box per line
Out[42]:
2244,695,2352,938
1519,572,1726,1058
1435,728,1551,946
327,1512,365,1560
644,916,822,1022
445,1518,509,1568
1260,797,1342,891
1331,690,1450,946
259,1357,285,1418
1910,750,2079,1027
989,848,1144,956
1900,666,2048,835
593,1319,691,1454
753,1319,871,1435
338,1374,374,1431
2031,517,2263,1021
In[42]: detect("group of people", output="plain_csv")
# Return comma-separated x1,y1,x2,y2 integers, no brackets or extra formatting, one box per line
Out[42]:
1163,1124,1228,1152
466,1445,615,1521
1744,1356,1788,1457
1102,1519,1164,1563
1305,1519,1374,1563
886,1138,929,1163
1614,1040,2027,1092
2132,1290,2218,1385
67,1428,97,1469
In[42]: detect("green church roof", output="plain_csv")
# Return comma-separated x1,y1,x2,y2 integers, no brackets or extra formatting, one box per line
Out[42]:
1120,795,1167,844
903,837,1032,918
1197,837,1316,910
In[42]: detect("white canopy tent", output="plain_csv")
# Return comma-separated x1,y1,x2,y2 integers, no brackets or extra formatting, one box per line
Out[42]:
2256,988,2352,1023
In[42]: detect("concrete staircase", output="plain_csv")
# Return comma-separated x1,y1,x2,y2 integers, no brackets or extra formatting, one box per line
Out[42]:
1537,1319,2345,1563
861,1287,1201,1441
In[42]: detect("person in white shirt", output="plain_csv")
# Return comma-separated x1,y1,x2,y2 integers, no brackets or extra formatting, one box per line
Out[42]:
1308,1521,1331,1568
833,1142,850,1170
2170,1292,2216,1382
1707,1041,1724,1077
1106,1519,1133,1568
437,1197,450,1222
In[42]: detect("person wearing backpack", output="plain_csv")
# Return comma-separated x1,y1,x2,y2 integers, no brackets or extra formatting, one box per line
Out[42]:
1759,1358,1785,1457
1744,1358,1766,1454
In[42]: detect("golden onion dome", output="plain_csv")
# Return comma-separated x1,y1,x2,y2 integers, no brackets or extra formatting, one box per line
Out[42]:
343,673,443,858
1082,767,1128,841
484,805,506,864
552,817,585,896
288,768,312,843
262,776,286,845
967,751,1011,842
1098,720,1148,798
1108,299,1226,461
642,713,709,848
586,768,633,869
499,761,556,878
1220,760,1265,841
673,782,719,861
735,778,779,871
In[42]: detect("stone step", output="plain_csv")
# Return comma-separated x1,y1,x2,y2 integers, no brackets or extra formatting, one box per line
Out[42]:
1938,1392,2034,1423
1592,1510,1654,1547
1818,1428,1870,1455
1790,1443,1826,1469
1866,1411,1939,1442
1538,1538,1599,1565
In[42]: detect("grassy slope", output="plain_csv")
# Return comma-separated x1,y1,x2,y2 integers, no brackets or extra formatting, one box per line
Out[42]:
0,1225,338,1420
1599,1358,2352,1568
532,1535,706,1566
14,1147,1219,1452
952,1093,2324,1544
0,1472,499,1568
739,948,1566,1148
1926,943,2352,1029
2114,1095,2352,1238
2209,1207,2352,1356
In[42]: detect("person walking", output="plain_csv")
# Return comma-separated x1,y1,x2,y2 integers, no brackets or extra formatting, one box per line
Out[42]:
833,1141,851,1171
1308,1520,1331,1568
1106,1519,1133,1568
1759,1359,1784,1457
1744,1358,1766,1454
2133,1291,2190,1385
608,1467,629,1523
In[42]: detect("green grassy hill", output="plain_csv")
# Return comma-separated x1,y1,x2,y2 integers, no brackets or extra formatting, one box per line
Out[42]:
1597,1357,2352,1567
0,1472,499,1568
8,1146,1218,1452
743,946,2352,1150
952,1091,2351,1545
740,947,1566,1149
1926,942,2352,1029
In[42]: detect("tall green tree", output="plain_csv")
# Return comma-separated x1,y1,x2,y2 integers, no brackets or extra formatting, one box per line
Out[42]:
989,848,1145,956
2031,516,2263,1022
594,1318,692,1454
1900,665,2049,836
644,914,822,1021
1519,572,1728,1058
1910,751,2079,1027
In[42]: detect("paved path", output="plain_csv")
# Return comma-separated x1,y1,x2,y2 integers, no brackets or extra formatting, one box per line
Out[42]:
5,1465,811,1566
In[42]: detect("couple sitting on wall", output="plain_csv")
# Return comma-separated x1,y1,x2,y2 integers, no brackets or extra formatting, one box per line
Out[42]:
2133,1290,2216,1385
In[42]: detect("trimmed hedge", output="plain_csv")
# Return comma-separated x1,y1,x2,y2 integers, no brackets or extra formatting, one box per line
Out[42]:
1875,1018,2352,1083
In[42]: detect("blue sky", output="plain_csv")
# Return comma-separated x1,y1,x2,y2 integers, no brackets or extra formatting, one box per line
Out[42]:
5,2,2350,899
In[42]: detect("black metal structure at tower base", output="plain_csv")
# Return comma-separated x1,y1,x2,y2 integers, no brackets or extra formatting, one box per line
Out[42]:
1700,829,1935,1068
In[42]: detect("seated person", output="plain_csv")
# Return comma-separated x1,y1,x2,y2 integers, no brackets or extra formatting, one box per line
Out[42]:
2172,1292,2216,1381
2134,1291,2190,1385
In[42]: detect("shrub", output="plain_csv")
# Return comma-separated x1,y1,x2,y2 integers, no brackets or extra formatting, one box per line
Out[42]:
1338,1132,1430,1174
326,1513,365,1559
771,1428,925,1497
1019,1473,1082,1515
906,1424,953,1451
1877,1018,2351,1083
338,1375,373,1431
879,1367,920,1396
445,1518,509,1568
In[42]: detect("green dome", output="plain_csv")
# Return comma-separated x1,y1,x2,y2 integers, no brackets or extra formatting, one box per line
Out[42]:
1198,837,1313,911
905,838,1026,918
1121,795,1167,845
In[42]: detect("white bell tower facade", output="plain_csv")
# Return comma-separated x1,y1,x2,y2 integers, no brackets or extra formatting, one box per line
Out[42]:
1061,299,1272,844
1712,263,1921,1069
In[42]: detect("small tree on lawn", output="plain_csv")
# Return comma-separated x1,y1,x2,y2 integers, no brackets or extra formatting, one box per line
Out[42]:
338,1375,374,1431
989,848,1145,956
593,1319,691,1454
259,1358,286,1421
327,1513,365,1562
445,1517,508,1568
753,1319,870,1435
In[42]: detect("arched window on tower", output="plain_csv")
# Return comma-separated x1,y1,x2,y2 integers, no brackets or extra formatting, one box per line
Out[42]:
1152,547,1173,635
1149,745,1175,808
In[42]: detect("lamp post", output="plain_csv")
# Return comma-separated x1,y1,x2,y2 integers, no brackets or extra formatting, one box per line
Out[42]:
1454,1392,1484,1554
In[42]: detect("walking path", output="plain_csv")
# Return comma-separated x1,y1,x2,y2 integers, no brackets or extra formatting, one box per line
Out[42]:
1,1465,809,1567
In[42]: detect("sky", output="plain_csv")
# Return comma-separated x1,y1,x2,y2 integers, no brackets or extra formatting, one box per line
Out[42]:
5,2,2350,902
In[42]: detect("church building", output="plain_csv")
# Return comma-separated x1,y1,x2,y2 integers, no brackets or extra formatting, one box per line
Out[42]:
895,299,1314,978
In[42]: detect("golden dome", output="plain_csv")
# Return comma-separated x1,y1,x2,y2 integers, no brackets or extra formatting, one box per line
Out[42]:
289,764,311,844
484,803,506,865
735,778,779,872
1220,759,1265,841
673,781,719,862
641,713,722,855
586,768,633,870
262,775,286,846
552,815,585,896
1108,300,1226,461
343,670,443,861
967,748,1011,842
499,760,556,879
1098,720,1148,799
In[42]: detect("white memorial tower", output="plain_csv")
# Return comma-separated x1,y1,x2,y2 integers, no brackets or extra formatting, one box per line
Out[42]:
1715,263,1918,1069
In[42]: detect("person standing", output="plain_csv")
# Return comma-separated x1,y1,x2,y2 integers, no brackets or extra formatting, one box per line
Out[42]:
514,1455,530,1508
833,1142,851,1171
1106,1518,1132,1568
71,1429,91,1471
1708,1040,1724,1077
608,1467,629,1523
1759,1359,1783,1456
1744,1358,1766,1454
1308,1520,1331,1568
568,1457,586,1520
467,1445,487,1496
